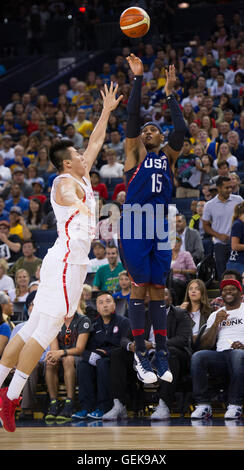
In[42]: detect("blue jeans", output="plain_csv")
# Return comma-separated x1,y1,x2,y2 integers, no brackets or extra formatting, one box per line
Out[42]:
191,349,244,405
76,358,112,412
226,261,244,276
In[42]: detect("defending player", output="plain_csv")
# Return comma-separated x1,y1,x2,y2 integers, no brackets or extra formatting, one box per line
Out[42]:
0,83,123,432
119,54,187,384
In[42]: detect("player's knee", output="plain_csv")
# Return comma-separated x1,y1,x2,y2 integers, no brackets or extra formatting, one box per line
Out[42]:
148,284,164,300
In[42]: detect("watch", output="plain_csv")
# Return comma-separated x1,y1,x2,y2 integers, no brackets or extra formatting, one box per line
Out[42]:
62,349,68,357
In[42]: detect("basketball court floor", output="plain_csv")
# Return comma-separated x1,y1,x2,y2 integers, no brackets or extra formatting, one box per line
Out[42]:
1,416,244,451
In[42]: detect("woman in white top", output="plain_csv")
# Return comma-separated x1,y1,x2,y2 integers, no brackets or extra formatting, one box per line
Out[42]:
180,279,211,346
99,148,124,179
9,268,30,302
213,142,238,171
0,259,15,293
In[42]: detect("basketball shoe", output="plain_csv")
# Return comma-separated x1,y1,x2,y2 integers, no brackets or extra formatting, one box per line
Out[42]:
151,350,173,382
0,387,21,432
134,351,158,384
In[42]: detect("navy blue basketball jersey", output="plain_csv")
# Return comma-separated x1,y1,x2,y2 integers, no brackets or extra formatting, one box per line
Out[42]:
125,149,173,209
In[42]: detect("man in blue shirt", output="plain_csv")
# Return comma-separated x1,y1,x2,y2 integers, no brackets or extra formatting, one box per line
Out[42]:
4,183,29,214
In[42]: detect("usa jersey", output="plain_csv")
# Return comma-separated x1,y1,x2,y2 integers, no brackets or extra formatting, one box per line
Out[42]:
125,149,173,209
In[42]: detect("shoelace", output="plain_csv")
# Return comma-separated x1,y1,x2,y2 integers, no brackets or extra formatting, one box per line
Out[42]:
139,354,152,372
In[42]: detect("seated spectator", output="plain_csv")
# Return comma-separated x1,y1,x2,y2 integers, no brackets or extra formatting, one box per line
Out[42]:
226,201,244,275
210,160,230,185
4,183,30,215
0,220,22,264
213,142,238,172
0,302,11,358
210,72,232,99
74,108,93,138
201,183,213,202
230,172,244,198
9,239,42,279
93,245,123,292
29,178,46,205
99,149,124,179
176,214,204,265
0,291,15,330
0,155,12,189
78,285,97,321
96,203,121,243
0,259,14,293
63,123,83,149
199,154,217,185
90,170,108,200
169,236,197,304
9,206,32,241
73,291,131,419
174,138,201,198
191,278,244,419
210,269,244,312
35,146,51,178
202,175,243,280
115,190,126,208
25,197,44,230
0,196,10,222
112,174,126,201
25,164,38,186
227,130,244,167
44,310,92,421
9,291,49,420
113,270,131,303
107,130,125,163
87,240,108,274
189,200,213,255
0,135,15,162
41,208,57,231
9,268,30,302
5,144,30,172
180,279,211,344
2,166,33,200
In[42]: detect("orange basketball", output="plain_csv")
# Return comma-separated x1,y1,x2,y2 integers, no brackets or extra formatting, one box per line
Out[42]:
120,7,150,38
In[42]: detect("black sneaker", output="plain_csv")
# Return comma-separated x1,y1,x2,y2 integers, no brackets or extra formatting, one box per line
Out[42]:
45,399,58,421
56,398,73,421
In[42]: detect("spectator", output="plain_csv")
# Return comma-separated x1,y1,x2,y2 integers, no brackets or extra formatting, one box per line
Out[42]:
180,279,211,344
73,291,131,419
174,138,202,198
44,311,92,421
0,220,22,264
0,196,9,222
199,154,217,185
201,183,213,202
8,268,30,302
169,236,197,304
0,155,12,189
227,131,244,167
210,72,232,99
96,202,121,243
112,174,126,201
210,269,244,312
5,144,31,172
41,208,57,231
90,170,108,200
226,201,244,274
3,166,33,200
202,176,243,280
9,206,32,241
87,240,108,274
29,178,47,205
0,259,14,293
176,214,204,265
230,172,244,198
8,240,42,279
191,278,244,419
35,146,51,178
99,149,124,179
4,183,30,215
189,200,213,256
0,135,15,162
213,142,238,172
63,124,83,149
236,111,244,145
93,245,123,292
74,109,93,138
25,197,44,230
113,270,131,303
107,130,125,163
0,302,11,358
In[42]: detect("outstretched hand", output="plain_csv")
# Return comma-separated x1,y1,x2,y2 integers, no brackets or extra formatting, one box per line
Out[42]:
100,81,123,112
126,53,144,76
164,65,176,96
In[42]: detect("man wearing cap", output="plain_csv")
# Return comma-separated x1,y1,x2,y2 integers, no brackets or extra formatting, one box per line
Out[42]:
0,220,22,264
4,183,30,215
9,206,31,241
191,278,244,420
29,177,47,205
87,240,108,274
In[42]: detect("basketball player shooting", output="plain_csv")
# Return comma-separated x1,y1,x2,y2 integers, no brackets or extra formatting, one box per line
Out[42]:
119,54,187,384
0,82,123,432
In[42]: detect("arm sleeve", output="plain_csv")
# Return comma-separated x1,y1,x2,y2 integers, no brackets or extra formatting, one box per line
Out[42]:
166,94,188,151
126,75,143,138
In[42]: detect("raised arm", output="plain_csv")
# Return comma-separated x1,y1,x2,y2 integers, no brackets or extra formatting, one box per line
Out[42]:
83,82,123,174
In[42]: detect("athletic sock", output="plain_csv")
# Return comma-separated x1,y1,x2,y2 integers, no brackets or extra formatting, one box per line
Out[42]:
128,298,146,352
0,364,12,388
7,369,29,401
149,300,167,351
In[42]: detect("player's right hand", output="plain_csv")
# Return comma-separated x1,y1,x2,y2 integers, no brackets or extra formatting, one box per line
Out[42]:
126,53,144,76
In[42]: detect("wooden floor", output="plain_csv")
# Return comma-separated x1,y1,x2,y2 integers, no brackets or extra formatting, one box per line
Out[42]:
1,423,244,450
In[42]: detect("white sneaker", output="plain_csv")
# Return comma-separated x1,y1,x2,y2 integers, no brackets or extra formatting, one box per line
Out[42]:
102,399,127,421
150,399,170,420
134,351,158,384
191,404,212,419
224,404,242,419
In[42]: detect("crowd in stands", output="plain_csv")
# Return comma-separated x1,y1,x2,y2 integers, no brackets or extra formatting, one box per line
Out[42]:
1,8,244,421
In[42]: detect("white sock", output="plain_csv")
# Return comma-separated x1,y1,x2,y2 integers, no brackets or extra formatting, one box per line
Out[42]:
0,364,12,387
7,369,29,401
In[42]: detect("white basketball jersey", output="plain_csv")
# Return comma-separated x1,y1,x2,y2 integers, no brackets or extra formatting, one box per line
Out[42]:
49,173,96,265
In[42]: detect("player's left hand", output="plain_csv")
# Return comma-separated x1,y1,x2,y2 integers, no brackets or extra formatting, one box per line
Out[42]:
100,81,123,112
164,65,176,96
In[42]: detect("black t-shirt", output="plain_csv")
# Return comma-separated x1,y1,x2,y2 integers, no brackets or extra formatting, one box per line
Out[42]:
0,234,22,263
57,313,92,350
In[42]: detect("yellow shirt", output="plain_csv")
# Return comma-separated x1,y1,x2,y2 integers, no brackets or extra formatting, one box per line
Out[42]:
10,224,23,240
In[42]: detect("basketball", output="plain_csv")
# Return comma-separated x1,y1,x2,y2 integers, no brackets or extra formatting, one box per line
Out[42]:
120,7,150,38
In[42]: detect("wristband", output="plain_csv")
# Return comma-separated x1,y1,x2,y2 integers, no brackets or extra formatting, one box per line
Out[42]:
62,349,67,357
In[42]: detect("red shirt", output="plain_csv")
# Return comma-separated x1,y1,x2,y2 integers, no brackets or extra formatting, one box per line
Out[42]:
112,183,126,201
92,183,108,200
29,194,47,204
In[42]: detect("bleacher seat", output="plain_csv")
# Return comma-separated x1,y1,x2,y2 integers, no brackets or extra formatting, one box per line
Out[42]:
12,301,26,322
100,177,124,199
31,230,58,259
172,197,196,221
